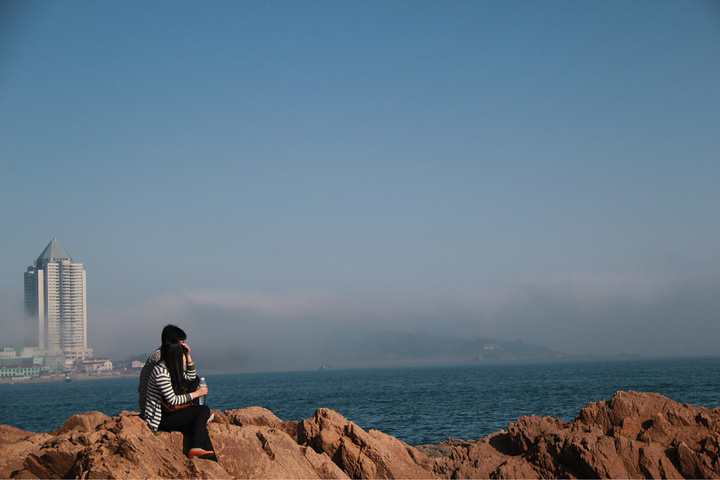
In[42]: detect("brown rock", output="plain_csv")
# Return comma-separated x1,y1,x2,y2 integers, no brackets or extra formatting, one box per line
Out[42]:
507,415,568,454
209,422,347,479
2,392,720,479
214,406,302,442
7,412,232,479
424,391,720,479
0,426,52,479
0,425,37,445
298,408,437,479
216,406,284,429
638,442,683,479
51,411,111,435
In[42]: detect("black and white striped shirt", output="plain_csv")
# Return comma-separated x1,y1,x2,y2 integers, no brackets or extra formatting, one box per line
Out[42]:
144,361,196,431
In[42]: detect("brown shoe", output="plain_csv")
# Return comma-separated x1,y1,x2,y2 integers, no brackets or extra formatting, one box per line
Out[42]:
188,448,215,459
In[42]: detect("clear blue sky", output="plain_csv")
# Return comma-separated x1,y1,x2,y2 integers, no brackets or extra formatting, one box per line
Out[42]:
1,1,719,370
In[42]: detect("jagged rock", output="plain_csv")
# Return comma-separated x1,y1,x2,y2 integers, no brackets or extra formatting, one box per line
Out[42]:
298,408,437,479
17,412,227,479
2,391,720,479
0,425,52,479
209,421,347,479
52,411,111,435
424,391,720,479
215,406,284,429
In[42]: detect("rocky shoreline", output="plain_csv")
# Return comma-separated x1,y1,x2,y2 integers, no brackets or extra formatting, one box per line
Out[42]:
2,391,719,479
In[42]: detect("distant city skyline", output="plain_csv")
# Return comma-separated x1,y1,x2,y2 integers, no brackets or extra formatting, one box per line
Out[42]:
1,1,719,371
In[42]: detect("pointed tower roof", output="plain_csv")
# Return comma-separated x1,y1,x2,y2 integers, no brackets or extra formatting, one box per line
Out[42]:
36,238,72,265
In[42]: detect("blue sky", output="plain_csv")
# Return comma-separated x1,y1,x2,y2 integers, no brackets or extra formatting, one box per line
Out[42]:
1,1,719,370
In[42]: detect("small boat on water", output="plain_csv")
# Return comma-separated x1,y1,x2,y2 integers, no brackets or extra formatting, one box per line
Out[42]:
65,373,72,382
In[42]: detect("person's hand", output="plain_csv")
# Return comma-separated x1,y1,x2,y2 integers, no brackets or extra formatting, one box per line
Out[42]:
182,342,193,364
194,384,208,398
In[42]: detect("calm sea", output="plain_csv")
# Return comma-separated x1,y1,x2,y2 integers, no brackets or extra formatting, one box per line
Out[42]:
2,357,718,446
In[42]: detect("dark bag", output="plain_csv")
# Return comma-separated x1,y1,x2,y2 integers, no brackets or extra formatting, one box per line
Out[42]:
161,377,200,413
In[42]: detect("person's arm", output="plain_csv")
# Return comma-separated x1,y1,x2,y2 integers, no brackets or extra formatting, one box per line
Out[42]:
155,367,193,405
181,343,206,400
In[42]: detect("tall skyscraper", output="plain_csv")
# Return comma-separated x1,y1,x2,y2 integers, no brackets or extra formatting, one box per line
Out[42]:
24,239,92,359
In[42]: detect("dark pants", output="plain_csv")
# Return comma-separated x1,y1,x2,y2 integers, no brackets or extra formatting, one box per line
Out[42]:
159,404,215,456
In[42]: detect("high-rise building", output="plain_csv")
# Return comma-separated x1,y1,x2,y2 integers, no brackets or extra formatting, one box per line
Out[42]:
24,239,92,360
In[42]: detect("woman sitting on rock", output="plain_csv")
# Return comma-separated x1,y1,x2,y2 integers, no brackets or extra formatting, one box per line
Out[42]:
144,337,216,460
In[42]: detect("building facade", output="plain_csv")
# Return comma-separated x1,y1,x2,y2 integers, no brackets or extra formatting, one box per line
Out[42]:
0,359,43,378
24,239,92,362
77,358,113,373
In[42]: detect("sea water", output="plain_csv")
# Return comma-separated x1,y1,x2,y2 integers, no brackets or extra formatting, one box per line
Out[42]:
2,357,719,446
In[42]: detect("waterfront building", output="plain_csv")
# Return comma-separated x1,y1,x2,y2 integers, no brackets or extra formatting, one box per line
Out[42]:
0,359,43,379
77,358,113,373
24,239,93,362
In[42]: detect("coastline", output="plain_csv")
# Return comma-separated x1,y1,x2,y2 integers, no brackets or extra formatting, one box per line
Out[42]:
0,370,140,384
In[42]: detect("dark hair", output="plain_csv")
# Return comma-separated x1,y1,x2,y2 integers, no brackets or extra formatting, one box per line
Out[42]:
161,324,187,344
160,338,186,395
